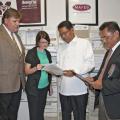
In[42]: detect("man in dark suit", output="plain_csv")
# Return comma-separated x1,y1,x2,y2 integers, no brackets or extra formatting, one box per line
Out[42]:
86,21,120,120
0,8,25,120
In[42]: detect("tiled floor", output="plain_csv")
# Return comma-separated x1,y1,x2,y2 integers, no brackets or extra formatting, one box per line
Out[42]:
18,91,98,120
45,110,98,120
18,101,98,120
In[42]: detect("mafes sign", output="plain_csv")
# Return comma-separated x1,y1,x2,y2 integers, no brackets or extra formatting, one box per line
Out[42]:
73,4,91,11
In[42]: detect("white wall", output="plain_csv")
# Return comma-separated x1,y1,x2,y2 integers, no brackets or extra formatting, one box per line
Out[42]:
46,0,120,29
99,0,120,26
46,0,65,29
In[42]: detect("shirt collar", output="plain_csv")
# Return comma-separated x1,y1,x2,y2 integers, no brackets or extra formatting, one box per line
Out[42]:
112,40,120,52
3,24,12,37
69,36,78,44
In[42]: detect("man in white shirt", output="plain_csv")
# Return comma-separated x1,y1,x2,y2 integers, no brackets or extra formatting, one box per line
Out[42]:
57,21,95,120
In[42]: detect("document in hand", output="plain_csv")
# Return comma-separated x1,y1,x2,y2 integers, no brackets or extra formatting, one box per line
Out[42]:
71,71,90,86
42,64,63,76
75,73,89,86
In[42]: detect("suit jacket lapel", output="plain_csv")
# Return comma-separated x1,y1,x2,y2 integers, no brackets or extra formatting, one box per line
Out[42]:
104,44,120,77
1,25,24,59
1,25,15,49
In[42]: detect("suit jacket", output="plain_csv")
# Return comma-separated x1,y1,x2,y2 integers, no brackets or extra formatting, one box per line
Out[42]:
0,25,26,93
95,44,120,119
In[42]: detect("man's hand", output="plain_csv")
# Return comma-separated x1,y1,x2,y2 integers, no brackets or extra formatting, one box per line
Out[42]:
91,80,102,90
63,70,75,77
85,77,94,83
85,77,102,89
84,77,102,89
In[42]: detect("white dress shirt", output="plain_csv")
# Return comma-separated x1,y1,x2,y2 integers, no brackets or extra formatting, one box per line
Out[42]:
111,40,120,54
57,36,95,96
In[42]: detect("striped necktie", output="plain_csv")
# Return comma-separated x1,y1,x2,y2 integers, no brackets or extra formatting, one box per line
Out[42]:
98,49,112,81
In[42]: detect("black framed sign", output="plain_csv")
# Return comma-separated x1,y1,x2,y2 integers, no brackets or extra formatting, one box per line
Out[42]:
66,0,98,25
0,0,47,26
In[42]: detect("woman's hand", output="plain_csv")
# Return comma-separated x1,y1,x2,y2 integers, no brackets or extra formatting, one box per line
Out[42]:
48,85,53,96
36,64,43,70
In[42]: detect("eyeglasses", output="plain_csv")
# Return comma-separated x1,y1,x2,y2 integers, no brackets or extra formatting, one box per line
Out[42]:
100,32,115,40
101,35,113,40
39,41,48,44
100,33,115,42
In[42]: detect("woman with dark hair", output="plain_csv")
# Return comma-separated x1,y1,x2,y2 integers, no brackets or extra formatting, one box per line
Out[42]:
25,31,53,120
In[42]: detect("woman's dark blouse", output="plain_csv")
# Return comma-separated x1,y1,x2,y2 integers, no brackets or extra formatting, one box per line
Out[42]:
25,47,52,96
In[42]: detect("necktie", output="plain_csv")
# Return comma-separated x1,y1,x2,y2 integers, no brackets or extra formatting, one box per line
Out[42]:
98,49,112,81
11,32,21,55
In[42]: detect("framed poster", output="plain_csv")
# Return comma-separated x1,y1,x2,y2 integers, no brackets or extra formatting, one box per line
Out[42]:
66,0,98,25
0,0,47,26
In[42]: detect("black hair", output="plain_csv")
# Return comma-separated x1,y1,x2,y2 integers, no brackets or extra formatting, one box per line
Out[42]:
58,20,73,30
99,21,120,35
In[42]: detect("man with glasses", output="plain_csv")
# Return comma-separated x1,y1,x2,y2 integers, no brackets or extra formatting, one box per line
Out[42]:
86,21,120,120
57,20,95,120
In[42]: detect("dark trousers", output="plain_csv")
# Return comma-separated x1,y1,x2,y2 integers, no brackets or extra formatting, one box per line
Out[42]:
99,93,120,120
0,88,22,120
27,87,48,120
99,93,110,120
59,93,88,120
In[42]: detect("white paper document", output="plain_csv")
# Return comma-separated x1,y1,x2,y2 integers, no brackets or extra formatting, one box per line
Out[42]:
72,69,95,86
42,64,63,76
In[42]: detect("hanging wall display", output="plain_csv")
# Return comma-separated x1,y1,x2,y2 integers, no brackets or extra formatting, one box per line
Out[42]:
0,0,46,26
66,0,98,25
